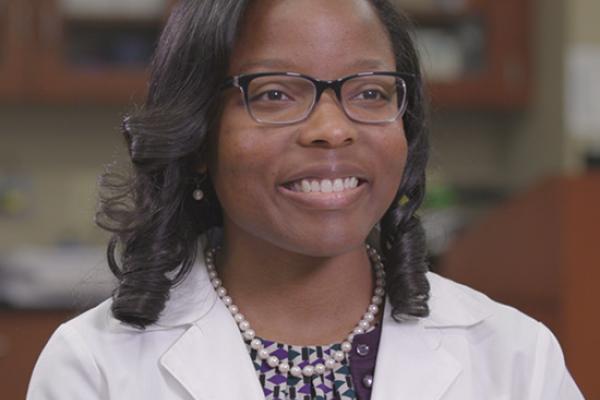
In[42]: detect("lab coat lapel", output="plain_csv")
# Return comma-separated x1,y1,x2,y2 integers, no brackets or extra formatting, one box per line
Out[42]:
157,260,475,400
156,254,264,400
370,299,462,400
160,298,265,400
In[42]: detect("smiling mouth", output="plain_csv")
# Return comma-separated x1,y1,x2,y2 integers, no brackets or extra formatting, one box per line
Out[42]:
283,177,364,193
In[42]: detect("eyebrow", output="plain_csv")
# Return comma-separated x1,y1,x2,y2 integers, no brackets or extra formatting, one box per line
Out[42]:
236,58,391,73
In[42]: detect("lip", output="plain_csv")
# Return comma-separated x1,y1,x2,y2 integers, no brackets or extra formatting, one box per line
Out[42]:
279,163,371,186
277,180,368,210
276,162,371,210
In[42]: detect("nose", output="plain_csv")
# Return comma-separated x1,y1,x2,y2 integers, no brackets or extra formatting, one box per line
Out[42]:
297,91,358,148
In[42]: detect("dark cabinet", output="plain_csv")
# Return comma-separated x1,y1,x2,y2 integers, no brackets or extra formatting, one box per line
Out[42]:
400,0,531,108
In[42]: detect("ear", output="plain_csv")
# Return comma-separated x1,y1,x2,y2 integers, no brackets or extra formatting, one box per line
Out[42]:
194,146,209,174
196,163,208,174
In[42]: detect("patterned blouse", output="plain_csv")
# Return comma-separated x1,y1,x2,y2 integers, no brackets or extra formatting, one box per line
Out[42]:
244,322,383,400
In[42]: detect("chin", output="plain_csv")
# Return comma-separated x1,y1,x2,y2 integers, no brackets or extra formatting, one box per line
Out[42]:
274,225,372,258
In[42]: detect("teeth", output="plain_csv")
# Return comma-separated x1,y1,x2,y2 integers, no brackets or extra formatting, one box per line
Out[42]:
333,179,344,192
345,177,358,190
292,177,360,193
301,180,311,193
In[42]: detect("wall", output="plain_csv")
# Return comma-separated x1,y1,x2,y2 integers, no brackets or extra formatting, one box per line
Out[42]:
506,0,570,189
429,0,570,191
0,106,124,250
565,0,600,158
569,0,600,43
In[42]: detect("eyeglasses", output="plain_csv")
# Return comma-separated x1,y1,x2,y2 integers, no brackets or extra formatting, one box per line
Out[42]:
222,71,411,125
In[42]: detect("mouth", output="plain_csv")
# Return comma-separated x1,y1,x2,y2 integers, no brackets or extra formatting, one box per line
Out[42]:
278,176,368,210
282,176,366,193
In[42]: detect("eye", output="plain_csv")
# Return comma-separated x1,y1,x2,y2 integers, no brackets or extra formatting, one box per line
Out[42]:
249,89,294,102
353,88,389,101
265,90,289,101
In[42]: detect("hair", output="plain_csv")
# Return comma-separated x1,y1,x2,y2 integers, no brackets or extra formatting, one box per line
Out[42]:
96,0,430,328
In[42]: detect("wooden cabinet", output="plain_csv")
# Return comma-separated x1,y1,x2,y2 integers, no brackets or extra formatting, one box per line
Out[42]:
0,310,74,399
0,0,31,101
32,0,170,103
400,0,531,109
439,173,600,398
1,0,531,107
0,0,172,104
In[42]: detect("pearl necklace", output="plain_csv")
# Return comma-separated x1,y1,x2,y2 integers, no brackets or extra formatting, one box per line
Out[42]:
204,244,386,378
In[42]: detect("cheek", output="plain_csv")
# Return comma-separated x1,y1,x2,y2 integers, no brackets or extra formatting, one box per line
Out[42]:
210,123,280,216
373,128,408,213
379,127,408,180
214,137,260,194
212,110,257,182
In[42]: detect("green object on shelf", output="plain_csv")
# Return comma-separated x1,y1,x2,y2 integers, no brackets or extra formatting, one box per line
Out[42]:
0,176,32,217
1,188,27,214
423,184,458,210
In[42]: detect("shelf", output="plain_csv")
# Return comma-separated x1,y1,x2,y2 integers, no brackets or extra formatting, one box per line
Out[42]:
0,0,29,101
1,0,530,107
407,0,531,109
35,68,149,104
64,19,161,68
59,0,167,21
25,0,167,104
0,0,172,104
64,14,165,27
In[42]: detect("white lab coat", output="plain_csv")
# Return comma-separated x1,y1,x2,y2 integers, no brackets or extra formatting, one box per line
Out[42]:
27,257,584,400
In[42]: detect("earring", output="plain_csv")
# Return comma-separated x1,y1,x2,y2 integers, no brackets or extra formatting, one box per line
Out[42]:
192,174,206,201
193,188,204,201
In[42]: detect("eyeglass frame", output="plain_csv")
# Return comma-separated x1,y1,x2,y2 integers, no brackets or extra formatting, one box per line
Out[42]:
221,71,414,125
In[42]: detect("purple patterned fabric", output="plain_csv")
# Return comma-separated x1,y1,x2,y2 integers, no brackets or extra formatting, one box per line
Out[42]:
247,301,385,400
247,319,383,400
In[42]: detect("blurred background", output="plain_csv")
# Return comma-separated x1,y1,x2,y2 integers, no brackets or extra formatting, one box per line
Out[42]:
1,0,599,397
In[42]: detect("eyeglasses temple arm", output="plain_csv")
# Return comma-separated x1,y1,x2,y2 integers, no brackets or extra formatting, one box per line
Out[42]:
220,76,239,90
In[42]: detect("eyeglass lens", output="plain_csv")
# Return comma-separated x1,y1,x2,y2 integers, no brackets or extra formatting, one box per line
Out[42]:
245,75,405,124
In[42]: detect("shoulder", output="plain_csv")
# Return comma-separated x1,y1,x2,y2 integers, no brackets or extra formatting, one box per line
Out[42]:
34,286,203,354
28,260,218,398
29,299,139,370
424,271,546,351
27,301,112,399
418,273,582,398
425,271,538,330
28,299,192,399
45,298,142,345
60,298,115,335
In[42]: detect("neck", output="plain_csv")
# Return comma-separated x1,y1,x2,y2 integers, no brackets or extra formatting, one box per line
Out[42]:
214,229,376,346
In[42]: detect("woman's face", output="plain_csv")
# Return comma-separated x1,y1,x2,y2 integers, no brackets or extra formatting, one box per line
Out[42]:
209,0,408,256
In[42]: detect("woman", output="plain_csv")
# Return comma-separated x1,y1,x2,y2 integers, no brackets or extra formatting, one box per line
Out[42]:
28,0,583,399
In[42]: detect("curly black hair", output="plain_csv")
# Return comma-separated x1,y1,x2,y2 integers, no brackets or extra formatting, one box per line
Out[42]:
96,0,430,328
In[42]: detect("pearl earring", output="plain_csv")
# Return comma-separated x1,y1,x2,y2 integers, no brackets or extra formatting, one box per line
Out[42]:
193,188,204,201
192,174,206,201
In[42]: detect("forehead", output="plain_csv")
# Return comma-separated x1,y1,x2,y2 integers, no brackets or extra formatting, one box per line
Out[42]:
229,0,396,77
